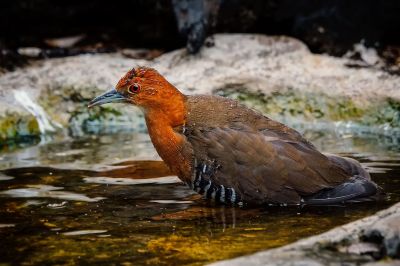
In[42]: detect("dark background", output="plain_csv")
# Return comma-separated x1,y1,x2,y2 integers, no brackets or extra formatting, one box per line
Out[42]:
1,0,400,67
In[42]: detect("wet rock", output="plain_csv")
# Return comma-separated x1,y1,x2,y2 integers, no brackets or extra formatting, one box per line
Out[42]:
208,202,400,266
44,35,86,48
1,34,400,141
363,214,400,258
0,104,40,141
0,54,146,141
120,49,164,60
17,47,42,58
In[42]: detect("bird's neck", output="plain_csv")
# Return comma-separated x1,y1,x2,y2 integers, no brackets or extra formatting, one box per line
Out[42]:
144,93,191,180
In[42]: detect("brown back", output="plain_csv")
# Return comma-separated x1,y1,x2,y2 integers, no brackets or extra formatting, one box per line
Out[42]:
183,95,351,204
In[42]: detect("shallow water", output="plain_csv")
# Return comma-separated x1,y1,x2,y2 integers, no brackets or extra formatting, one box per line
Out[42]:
0,128,399,265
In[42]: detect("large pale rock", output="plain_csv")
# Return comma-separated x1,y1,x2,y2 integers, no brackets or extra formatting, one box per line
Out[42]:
0,34,399,141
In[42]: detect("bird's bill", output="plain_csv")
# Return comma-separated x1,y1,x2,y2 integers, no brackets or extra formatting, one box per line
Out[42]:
88,88,127,108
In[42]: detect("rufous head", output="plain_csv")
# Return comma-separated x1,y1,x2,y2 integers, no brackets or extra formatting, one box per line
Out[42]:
88,67,182,111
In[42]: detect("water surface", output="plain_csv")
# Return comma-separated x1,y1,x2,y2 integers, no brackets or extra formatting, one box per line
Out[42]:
0,128,399,265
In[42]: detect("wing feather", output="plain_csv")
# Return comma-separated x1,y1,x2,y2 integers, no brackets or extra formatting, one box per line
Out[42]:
186,126,349,204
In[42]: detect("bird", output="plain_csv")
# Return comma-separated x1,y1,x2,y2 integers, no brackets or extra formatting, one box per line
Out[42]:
88,67,380,206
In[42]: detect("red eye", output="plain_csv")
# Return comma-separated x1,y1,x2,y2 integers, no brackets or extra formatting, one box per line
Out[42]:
128,83,141,94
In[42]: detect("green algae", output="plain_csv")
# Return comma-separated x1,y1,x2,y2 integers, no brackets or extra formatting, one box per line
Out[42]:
69,105,123,128
216,87,400,129
0,112,40,142
1,83,400,143
38,85,111,127
39,85,144,134
361,98,400,128
0,85,131,142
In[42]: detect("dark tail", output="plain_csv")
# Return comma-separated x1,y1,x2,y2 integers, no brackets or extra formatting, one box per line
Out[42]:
304,154,382,205
326,154,371,180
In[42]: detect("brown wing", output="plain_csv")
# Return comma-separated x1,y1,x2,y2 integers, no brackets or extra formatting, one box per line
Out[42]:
187,126,350,204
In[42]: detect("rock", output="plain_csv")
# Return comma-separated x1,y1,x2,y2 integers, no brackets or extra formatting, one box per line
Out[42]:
17,47,42,58
0,53,147,141
120,49,164,60
345,42,382,66
208,202,400,266
363,214,400,258
1,34,400,141
44,35,86,48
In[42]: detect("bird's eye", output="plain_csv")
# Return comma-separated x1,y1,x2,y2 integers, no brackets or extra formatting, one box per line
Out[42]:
127,83,141,94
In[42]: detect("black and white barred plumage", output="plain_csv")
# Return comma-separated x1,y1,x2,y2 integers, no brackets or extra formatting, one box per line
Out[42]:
188,161,242,205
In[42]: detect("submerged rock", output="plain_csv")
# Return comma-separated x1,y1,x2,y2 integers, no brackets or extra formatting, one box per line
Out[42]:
0,34,400,142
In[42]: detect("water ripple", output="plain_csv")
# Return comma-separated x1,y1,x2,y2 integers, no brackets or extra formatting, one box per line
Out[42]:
83,176,180,185
0,185,105,202
62,230,108,236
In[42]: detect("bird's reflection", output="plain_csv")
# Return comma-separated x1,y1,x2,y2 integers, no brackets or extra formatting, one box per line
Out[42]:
151,199,388,231
1,160,172,180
